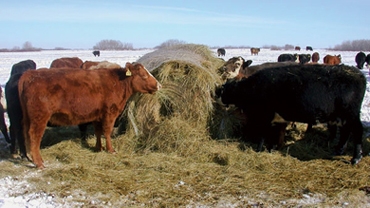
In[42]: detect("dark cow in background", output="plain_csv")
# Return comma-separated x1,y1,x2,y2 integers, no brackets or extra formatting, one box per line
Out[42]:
295,46,301,51
323,54,341,65
0,87,10,144
355,52,366,69
311,52,320,63
298,54,311,64
93,50,100,57
220,56,252,80
50,57,83,68
5,60,37,159
18,62,161,169
217,48,226,57
277,53,299,62
250,48,260,55
306,46,313,51
219,64,366,165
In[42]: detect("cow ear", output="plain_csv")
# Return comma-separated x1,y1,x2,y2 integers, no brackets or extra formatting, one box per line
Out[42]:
125,62,132,76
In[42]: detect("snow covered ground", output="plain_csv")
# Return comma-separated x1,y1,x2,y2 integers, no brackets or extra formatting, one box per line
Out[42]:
0,48,369,207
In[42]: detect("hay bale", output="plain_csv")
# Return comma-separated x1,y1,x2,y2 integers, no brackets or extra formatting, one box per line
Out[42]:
117,44,226,153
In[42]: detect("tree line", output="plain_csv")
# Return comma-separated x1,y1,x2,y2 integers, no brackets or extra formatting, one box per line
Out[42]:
2,39,370,52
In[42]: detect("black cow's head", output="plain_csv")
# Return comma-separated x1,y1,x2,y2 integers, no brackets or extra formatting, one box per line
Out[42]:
215,79,241,107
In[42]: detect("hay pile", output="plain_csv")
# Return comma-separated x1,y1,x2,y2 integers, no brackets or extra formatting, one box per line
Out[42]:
118,44,226,155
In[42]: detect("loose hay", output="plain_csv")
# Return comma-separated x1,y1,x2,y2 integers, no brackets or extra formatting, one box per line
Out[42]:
1,44,370,207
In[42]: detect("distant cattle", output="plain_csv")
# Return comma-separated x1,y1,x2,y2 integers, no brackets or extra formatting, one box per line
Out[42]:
298,54,311,64
250,48,260,55
5,60,37,159
220,56,252,80
306,46,313,51
18,62,161,168
93,50,100,57
323,54,341,65
50,57,83,68
219,64,366,165
311,52,320,63
295,46,301,51
355,52,366,69
217,48,226,57
277,53,299,62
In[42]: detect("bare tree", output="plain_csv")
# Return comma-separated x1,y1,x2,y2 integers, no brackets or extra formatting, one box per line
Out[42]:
155,39,186,49
93,40,133,50
332,39,370,51
22,41,34,50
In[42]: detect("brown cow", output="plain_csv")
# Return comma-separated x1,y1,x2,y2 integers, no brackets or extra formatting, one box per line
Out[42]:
18,62,161,169
311,52,320,63
295,46,301,51
323,54,341,65
250,47,260,55
50,57,83,68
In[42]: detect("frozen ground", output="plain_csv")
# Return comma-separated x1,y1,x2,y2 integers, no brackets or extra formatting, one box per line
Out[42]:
0,48,369,207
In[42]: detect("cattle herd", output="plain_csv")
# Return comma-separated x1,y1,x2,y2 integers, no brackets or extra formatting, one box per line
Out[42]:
216,49,370,165
1,49,370,168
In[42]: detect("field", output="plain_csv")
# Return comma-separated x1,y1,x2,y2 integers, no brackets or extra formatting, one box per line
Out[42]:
0,46,370,207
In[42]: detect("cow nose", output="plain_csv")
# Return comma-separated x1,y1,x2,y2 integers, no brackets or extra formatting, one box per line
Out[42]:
157,82,162,90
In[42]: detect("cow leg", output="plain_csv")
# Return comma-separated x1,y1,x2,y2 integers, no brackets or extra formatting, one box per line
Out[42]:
334,124,350,156
27,121,47,169
350,119,363,165
78,123,89,140
9,125,19,157
265,123,287,152
103,121,116,153
93,122,104,152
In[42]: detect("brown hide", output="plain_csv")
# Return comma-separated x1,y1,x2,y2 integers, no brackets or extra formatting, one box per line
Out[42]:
50,57,83,68
250,48,260,55
323,54,341,65
18,62,161,169
81,60,100,69
311,52,320,63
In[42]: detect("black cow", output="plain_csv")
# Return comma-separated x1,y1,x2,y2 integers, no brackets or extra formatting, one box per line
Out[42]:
217,48,226,57
277,53,299,62
219,64,366,165
5,60,37,159
298,54,311,64
366,54,370,68
355,52,366,69
306,46,313,51
93,50,100,57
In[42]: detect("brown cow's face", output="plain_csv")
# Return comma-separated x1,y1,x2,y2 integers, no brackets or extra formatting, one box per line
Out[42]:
221,56,244,80
126,62,162,94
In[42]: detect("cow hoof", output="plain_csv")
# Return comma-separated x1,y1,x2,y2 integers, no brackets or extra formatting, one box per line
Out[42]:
350,156,362,165
108,149,116,154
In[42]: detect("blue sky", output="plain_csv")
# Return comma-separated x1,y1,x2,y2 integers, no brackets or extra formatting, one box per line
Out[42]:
0,0,369,49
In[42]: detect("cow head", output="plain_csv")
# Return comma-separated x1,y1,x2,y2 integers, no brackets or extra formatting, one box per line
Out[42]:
221,57,252,80
125,62,162,94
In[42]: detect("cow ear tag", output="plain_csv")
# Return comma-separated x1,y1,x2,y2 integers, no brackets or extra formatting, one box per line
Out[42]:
126,69,132,76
